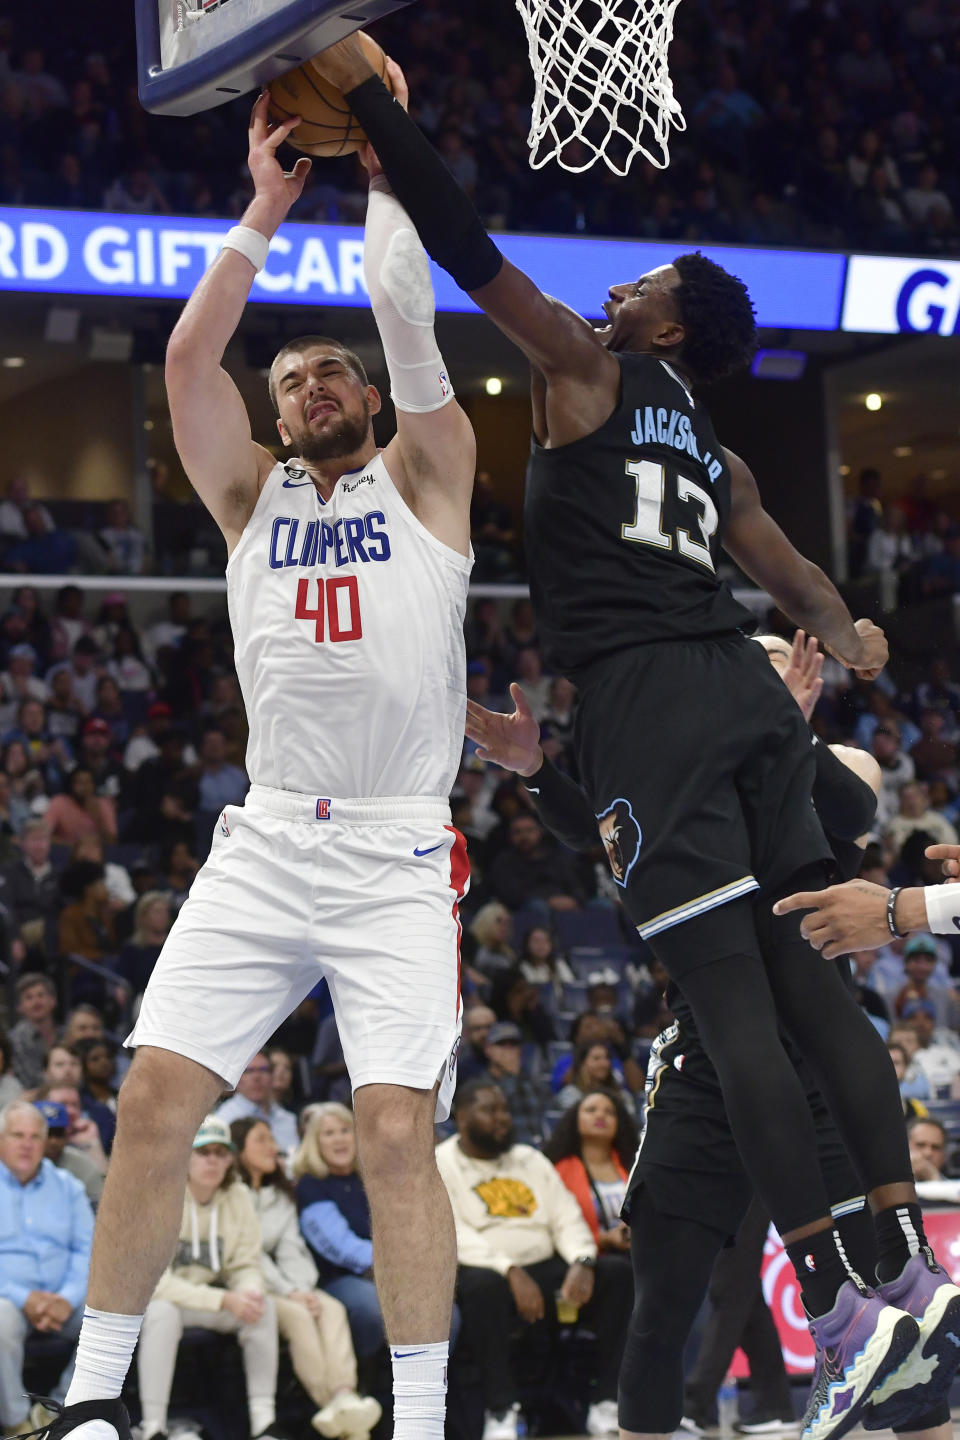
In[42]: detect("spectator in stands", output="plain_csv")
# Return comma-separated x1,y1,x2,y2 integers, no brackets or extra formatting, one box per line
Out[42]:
37,1083,109,1178
517,924,574,989
231,1117,382,1437
470,473,518,582
0,769,24,854
106,626,153,696
75,1036,118,1141
53,637,101,715
0,476,54,548
197,726,248,812
501,599,538,666
477,1020,551,1146
847,467,883,578
0,818,58,948
44,765,117,846
0,1099,94,1434
123,701,177,773
437,1080,632,1440
43,1044,83,1091
512,647,552,723
91,674,132,748
310,1012,351,1106
4,504,78,574
49,588,90,665
57,859,118,968
114,891,171,1003
8,972,58,1088
908,1116,950,1182
293,1104,386,1360
886,779,958,853
543,1090,638,1256
0,643,48,726
103,165,171,215
486,813,585,914
464,596,506,666
871,723,916,828
128,732,199,846
36,1097,103,1208
5,696,69,793
914,657,960,734
136,1116,281,1440
903,999,960,1094
894,935,960,1029
488,969,555,1055
539,677,577,770
159,838,199,913
70,833,135,914
0,1029,22,1107
60,1006,104,1048
46,667,85,753
887,1043,930,1122
910,710,958,786
217,1051,299,1159
98,499,147,575
920,526,960,597
75,717,125,802
466,901,516,985
903,163,954,227
268,1048,296,1111
145,592,191,665
556,1040,636,1118
457,1004,498,1088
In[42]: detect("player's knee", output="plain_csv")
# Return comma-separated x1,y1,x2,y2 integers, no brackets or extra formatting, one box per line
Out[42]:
116,1049,221,1142
354,1085,434,1183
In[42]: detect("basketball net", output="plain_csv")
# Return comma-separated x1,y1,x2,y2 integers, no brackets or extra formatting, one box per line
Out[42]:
514,0,685,175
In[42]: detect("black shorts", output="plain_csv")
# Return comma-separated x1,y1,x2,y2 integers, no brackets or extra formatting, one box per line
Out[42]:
574,633,833,977
623,1025,863,1239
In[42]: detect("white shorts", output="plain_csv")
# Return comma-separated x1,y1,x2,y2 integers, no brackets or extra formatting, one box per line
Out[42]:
127,786,469,1120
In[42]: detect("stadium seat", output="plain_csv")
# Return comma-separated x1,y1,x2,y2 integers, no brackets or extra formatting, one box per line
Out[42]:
552,908,623,950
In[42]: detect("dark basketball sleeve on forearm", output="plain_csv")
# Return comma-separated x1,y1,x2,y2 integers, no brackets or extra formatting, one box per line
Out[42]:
521,757,599,852
344,75,503,292
811,740,878,842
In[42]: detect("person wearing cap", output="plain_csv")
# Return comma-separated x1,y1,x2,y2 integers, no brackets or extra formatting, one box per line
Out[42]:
75,716,126,802
902,999,960,1094
136,1116,281,1440
122,703,187,776
0,1098,94,1434
894,934,960,1029
478,1021,551,1146
37,1099,105,1208
0,641,49,728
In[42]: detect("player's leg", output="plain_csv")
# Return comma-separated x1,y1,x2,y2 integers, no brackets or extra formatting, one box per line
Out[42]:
352,1081,455,1439
619,1183,733,1440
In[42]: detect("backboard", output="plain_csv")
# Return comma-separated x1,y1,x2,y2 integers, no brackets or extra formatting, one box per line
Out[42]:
136,0,414,116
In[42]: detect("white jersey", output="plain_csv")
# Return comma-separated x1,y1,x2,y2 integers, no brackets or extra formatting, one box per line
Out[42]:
226,452,472,797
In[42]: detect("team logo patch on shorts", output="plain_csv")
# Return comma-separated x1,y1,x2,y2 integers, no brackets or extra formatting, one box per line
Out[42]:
595,797,642,887
316,798,331,820
448,1034,461,1080
219,811,230,836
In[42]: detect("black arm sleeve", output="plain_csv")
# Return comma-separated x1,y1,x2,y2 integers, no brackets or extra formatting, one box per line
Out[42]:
810,740,878,842
521,757,598,852
345,75,503,292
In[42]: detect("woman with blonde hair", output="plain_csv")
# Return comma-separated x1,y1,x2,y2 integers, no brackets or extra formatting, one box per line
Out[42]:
232,1117,381,1439
465,900,515,986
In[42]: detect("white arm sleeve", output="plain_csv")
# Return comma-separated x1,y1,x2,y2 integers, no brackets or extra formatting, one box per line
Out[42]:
364,175,453,415
923,884,960,935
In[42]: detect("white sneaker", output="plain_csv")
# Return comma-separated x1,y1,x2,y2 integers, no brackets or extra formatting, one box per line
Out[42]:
311,1391,382,1438
586,1397,620,1435
482,1405,521,1440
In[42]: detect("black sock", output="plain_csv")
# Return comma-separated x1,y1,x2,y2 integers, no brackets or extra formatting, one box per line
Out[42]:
874,1203,929,1284
786,1229,851,1317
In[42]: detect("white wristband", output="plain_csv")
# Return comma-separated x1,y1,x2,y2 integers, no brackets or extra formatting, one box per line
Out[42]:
923,884,960,935
220,225,270,273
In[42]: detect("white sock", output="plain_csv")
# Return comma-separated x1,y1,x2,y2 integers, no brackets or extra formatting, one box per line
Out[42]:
65,1308,144,1405
391,1341,448,1439
248,1397,276,1436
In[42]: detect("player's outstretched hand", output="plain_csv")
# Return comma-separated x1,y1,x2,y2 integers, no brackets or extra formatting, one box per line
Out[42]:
465,683,542,776
247,91,311,220
925,843,960,881
772,878,893,957
781,630,823,722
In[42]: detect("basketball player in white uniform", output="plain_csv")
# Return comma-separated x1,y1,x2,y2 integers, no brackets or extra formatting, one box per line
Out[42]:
44,90,473,1440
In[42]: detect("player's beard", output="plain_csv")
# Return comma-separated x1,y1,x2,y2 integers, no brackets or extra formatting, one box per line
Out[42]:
292,400,371,463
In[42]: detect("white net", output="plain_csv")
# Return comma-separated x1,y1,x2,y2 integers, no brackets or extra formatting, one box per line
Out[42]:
513,0,686,175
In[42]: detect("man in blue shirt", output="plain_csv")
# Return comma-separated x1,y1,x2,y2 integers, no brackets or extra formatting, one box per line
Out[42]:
215,1052,298,1159
0,1100,94,1432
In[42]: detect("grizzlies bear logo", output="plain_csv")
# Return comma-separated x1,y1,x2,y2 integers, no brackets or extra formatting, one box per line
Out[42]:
596,798,642,887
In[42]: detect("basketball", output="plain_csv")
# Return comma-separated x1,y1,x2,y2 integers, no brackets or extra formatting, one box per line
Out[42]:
268,31,393,159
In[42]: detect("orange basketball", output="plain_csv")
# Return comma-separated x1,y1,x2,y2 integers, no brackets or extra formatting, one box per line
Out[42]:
268,31,393,159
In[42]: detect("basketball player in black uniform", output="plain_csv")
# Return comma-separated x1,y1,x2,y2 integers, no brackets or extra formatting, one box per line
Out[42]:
312,39,960,1439
465,641,951,1440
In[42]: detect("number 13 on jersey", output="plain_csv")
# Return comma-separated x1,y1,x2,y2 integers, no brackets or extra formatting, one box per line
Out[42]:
622,459,719,572
295,576,363,643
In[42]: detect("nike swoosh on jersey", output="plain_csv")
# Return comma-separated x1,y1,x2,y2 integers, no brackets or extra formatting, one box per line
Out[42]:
282,477,313,488
413,843,444,857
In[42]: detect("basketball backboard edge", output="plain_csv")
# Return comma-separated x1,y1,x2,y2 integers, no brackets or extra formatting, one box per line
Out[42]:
136,0,415,117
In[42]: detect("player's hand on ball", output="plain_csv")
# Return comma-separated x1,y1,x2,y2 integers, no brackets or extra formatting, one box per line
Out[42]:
465,683,543,776
311,32,377,91
247,91,311,218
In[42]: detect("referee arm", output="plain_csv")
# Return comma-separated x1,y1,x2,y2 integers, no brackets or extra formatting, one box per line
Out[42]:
774,844,960,957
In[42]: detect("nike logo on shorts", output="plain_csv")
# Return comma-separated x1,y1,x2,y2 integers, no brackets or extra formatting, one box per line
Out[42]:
413,842,444,857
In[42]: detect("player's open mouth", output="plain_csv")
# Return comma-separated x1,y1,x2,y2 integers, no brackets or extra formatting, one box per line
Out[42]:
307,401,337,423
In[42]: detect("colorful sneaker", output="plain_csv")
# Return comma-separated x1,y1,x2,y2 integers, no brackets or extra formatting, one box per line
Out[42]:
864,1251,960,1430
799,1280,918,1440
13,1400,131,1440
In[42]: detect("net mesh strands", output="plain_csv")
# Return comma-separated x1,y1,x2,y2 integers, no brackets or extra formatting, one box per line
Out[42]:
513,0,686,175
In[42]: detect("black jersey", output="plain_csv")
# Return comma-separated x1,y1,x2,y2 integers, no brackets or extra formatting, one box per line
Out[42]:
524,351,755,677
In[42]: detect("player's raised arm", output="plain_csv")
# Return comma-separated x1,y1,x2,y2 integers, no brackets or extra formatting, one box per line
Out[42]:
360,135,475,550
723,447,888,680
312,40,614,389
164,94,311,546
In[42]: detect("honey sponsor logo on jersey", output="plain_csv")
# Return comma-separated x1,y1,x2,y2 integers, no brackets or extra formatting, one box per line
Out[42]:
596,797,642,887
473,1177,538,1219
341,471,377,494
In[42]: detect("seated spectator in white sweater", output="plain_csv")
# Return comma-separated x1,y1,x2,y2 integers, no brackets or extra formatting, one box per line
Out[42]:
136,1117,280,1440
231,1116,381,1439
